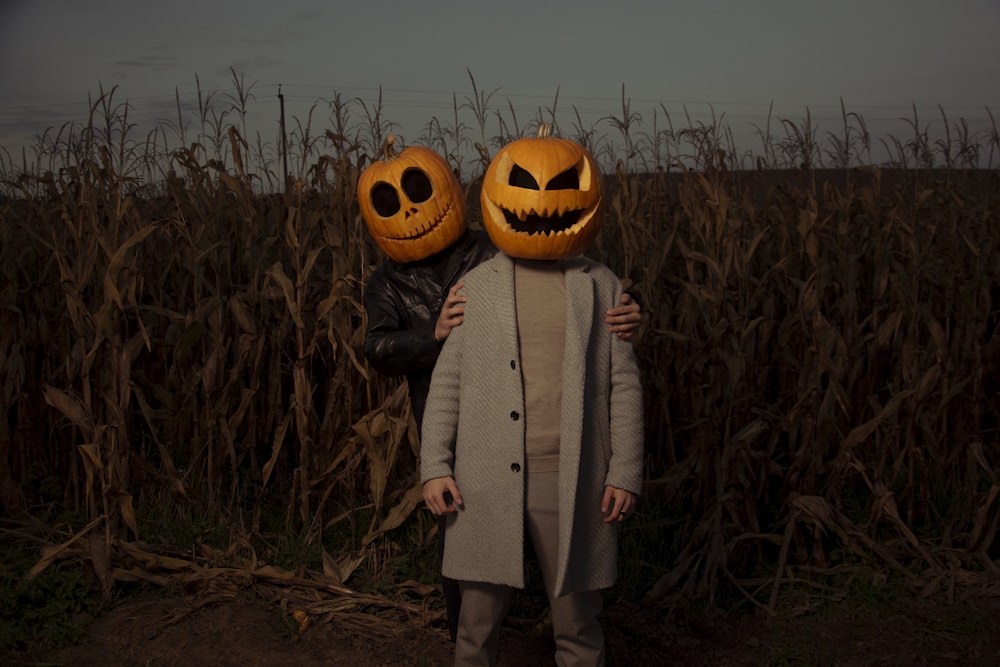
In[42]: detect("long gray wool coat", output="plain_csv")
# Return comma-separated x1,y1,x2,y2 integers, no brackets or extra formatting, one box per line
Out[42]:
420,252,644,596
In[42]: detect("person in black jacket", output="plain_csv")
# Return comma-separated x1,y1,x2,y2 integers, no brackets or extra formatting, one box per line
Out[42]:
359,143,641,642
363,228,498,429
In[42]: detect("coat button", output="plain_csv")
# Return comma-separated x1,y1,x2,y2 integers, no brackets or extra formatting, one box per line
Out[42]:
510,360,516,369
510,411,519,421
511,462,521,473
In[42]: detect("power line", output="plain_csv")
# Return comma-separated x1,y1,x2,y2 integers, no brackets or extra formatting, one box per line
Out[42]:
0,82,996,119
2,83,997,160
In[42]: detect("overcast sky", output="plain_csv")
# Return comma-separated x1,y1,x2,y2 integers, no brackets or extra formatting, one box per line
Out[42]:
1,0,998,167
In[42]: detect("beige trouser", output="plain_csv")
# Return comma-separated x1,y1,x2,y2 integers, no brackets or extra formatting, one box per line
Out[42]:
454,470,605,667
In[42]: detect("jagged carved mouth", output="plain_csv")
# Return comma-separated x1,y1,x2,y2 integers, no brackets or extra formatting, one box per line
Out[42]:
501,208,581,235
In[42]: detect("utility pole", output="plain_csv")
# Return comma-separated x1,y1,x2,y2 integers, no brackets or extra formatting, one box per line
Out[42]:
279,84,288,191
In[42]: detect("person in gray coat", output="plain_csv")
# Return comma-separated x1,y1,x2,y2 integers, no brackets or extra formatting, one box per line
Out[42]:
421,251,645,665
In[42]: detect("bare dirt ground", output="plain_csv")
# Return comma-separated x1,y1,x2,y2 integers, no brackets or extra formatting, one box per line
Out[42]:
7,586,999,666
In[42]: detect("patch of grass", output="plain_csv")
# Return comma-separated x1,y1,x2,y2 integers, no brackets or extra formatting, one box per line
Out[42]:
139,502,233,553
359,512,439,596
829,568,908,624
0,528,102,653
380,536,438,588
135,490,328,573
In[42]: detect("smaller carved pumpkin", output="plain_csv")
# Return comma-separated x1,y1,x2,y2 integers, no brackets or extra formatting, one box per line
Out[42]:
480,124,603,260
357,136,466,263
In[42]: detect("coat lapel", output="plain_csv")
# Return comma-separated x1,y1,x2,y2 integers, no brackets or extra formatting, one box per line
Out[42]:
562,258,594,443
556,259,594,590
487,253,518,336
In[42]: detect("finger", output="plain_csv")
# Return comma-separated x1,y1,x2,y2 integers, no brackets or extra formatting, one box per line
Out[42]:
448,483,464,508
620,496,636,520
612,308,641,322
605,309,640,324
605,306,625,318
604,507,623,523
601,486,615,513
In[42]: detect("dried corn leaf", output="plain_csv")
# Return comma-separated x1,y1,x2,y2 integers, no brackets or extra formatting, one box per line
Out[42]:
322,549,365,584
836,389,914,458
26,515,104,579
42,385,94,439
362,483,425,546
265,261,304,328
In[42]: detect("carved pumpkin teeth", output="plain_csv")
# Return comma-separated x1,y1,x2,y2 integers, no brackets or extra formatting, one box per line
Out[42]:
383,201,453,241
501,207,582,235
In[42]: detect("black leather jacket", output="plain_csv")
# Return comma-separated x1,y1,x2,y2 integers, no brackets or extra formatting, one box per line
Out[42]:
363,230,497,429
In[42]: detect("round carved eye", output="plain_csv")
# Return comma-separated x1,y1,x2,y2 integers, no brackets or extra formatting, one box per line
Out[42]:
371,183,400,217
402,168,433,203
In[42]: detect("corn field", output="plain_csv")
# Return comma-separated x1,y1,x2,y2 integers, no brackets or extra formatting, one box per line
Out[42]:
1,81,998,619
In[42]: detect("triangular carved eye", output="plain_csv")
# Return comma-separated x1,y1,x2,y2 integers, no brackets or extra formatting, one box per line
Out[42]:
371,183,400,217
402,169,433,203
509,165,539,190
546,168,579,191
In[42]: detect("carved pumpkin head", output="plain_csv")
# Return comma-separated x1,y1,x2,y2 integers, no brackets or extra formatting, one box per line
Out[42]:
357,136,466,263
480,124,603,260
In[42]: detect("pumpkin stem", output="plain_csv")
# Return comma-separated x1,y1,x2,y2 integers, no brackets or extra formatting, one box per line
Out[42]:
537,123,552,138
380,135,398,162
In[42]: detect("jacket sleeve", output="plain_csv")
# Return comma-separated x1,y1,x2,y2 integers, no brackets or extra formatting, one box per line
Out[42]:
363,267,443,377
605,287,646,495
419,320,464,483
